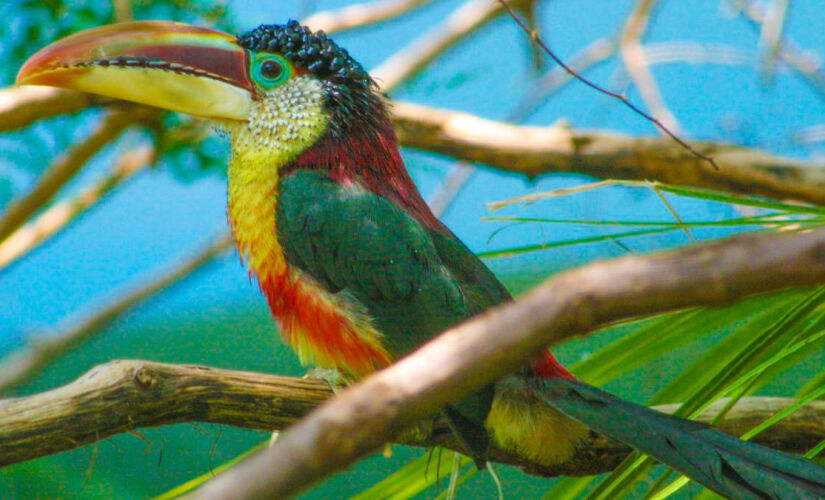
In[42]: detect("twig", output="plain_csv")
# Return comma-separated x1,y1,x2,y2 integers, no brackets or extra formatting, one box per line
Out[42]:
728,0,825,95
428,162,475,217
390,100,825,206
510,37,618,122
189,225,825,499
619,0,682,133
497,0,718,170
0,109,154,244
367,0,520,213
757,0,790,84
2,360,821,476
303,0,433,34
371,0,505,92
428,35,619,219
0,232,233,394
650,183,695,242
0,87,99,133
0,145,154,271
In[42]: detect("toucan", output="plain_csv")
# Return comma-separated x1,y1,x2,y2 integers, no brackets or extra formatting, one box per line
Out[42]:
18,20,825,499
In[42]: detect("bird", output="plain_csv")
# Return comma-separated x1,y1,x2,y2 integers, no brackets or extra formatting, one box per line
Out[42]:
17,20,825,499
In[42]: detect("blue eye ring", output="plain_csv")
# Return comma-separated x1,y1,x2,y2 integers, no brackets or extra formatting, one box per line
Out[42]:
251,53,292,90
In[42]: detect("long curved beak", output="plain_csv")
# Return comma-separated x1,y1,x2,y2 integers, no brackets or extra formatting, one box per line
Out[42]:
17,21,253,121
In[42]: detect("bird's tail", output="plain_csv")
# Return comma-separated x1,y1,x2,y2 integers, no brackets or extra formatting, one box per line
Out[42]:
539,376,825,500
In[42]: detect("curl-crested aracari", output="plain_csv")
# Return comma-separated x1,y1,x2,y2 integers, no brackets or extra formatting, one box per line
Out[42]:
18,20,825,499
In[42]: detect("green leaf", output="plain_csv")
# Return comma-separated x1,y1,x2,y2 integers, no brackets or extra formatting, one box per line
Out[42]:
153,441,267,500
479,227,676,259
350,449,473,500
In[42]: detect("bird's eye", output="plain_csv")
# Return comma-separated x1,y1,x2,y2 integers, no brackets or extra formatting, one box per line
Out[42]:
261,59,283,80
251,53,292,90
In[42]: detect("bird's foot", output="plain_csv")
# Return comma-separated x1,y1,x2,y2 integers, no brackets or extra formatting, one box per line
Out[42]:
304,367,348,392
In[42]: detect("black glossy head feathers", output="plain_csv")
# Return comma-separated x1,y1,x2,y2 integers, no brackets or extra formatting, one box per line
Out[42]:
238,21,386,136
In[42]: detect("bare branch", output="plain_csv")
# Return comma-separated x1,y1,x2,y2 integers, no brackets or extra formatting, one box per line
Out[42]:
619,0,682,133
190,226,825,499
510,37,617,122
0,360,330,467
0,87,99,133
0,109,155,244
729,0,825,95
1,359,823,479
4,94,824,211
303,0,432,34
757,0,790,84
498,0,717,169
0,232,233,394
371,0,504,92
0,145,154,271
391,101,825,206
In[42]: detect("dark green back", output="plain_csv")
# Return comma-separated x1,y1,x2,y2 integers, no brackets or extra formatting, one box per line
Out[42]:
277,169,511,356
277,169,512,463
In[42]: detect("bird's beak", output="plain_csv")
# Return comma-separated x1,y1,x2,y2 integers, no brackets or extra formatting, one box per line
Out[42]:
17,21,253,121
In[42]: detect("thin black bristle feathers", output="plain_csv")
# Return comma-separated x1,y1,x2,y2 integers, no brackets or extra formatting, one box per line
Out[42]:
237,21,385,135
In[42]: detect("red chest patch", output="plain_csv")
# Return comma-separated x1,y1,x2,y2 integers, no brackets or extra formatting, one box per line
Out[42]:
257,268,393,379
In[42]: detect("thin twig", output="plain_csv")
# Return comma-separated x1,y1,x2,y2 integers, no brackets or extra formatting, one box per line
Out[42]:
619,0,682,133
371,0,505,92
0,109,154,244
0,146,155,271
497,0,719,170
428,162,476,217
757,0,790,84
728,0,825,96
510,37,618,122
650,183,695,242
303,0,433,34
0,232,233,394
429,35,619,219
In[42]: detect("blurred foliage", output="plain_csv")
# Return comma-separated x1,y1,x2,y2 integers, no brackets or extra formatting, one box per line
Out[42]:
0,0,236,205
1,0,234,86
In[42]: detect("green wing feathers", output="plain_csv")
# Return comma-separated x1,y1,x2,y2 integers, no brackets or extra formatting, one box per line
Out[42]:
540,377,825,499
277,169,507,463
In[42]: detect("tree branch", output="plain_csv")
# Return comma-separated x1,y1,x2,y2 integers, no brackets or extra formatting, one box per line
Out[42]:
5,89,825,206
620,0,681,132
0,232,233,394
1,359,823,479
390,100,825,206
189,226,825,499
0,108,156,243
0,145,154,271
0,86,99,132
370,0,506,91
303,0,433,34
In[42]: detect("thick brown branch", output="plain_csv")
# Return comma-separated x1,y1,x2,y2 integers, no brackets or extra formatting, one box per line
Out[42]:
0,360,330,467
391,101,825,206
190,227,825,499
1,359,822,480
4,88,825,207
